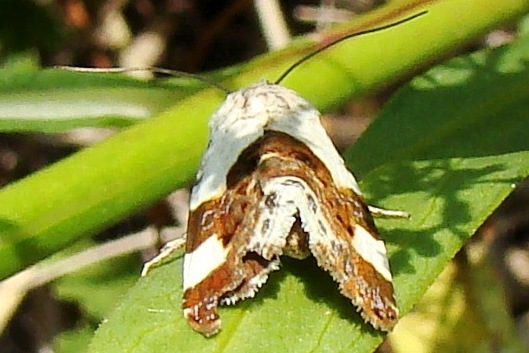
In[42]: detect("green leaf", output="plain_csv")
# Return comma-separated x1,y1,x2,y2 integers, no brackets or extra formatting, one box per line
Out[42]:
54,325,95,353
88,17,529,353
345,30,529,320
346,41,529,176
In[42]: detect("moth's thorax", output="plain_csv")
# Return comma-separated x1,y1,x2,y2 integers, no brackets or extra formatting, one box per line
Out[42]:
189,81,362,211
211,80,311,130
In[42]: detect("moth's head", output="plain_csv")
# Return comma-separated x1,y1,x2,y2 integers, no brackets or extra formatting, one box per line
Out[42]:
210,80,315,131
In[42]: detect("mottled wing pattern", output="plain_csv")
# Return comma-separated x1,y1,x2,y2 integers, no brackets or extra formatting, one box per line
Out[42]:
182,169,280,336
180,82,398,336
254,133,398,331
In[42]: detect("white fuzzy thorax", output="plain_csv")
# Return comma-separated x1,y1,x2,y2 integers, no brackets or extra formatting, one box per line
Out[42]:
189,81,362,210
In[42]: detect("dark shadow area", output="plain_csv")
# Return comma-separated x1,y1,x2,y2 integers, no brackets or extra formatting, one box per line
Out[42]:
365,157,522,277
334,39,529,279
235,256,382,336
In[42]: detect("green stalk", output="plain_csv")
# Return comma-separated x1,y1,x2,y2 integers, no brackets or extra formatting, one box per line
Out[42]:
0,0,528,279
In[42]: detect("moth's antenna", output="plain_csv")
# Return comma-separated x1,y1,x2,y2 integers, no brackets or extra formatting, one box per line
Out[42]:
275,10,427,85
55,66,232,95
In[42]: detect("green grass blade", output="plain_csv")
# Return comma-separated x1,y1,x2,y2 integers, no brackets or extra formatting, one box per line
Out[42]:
0,65,204,132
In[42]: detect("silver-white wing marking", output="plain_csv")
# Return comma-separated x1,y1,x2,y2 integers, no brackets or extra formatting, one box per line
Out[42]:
246,183,299,260
182,235,231,290
248,175,391,282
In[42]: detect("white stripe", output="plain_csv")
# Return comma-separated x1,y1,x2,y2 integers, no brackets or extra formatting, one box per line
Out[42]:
352,225,392,281
183,236,230,290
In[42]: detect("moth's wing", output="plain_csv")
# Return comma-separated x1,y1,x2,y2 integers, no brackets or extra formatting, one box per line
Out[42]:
299,185,399,331
250,132,399,330
182,178,287,336
245,180,300,259
182,195,238,336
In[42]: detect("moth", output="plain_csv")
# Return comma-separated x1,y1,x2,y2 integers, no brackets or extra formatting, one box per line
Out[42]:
142,12,424,337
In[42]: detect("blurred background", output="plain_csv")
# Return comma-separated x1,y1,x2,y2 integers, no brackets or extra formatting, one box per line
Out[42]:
0,1,528,352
